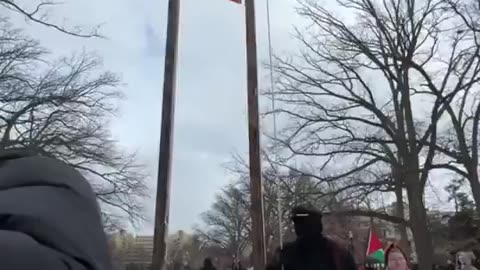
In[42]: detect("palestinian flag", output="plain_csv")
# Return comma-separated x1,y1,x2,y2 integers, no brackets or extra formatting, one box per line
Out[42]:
366,230,384,263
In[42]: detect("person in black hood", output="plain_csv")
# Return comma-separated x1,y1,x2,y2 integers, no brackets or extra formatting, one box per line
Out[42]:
0,151,112,270
266,205,356,270
201,258,216,270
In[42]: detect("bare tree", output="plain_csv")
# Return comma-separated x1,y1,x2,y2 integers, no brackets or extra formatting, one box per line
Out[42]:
165,231,201,269
0,0,102,37
196,185,251,257
0,18,146,226
266,0,478,268
416,0,480,216
224,152,376,256
227,152,337,245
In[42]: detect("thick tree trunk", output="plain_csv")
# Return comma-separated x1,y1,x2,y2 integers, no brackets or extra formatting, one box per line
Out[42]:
394,180,411,256
466,165,480,215
470,179,480,213
407,184,434,270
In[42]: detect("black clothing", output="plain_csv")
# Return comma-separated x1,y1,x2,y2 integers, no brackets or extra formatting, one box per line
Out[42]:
291,205,324,238
268,205,356,270
266,235,356,270
232,262,243,270
0,151,112,270
200,266,216,270
201,258,216,270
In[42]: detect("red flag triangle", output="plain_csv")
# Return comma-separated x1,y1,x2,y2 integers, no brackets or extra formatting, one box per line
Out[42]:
366,230,383,255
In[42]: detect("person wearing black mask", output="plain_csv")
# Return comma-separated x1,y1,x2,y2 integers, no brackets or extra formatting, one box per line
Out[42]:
266,205,356,270
201,258,216,270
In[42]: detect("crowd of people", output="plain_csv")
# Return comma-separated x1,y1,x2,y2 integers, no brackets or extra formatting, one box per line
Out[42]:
198,205,477,270
197,206,408,270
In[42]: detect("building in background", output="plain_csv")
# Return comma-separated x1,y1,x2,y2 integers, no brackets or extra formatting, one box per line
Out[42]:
109,230,195,269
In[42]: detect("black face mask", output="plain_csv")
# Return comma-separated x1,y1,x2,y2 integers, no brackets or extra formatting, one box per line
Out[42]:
293,217,323,238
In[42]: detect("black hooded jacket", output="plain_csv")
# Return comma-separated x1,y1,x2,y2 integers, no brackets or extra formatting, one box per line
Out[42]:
266,205,356,270
266,235,356,270
201,258,217,270
0,151,112,270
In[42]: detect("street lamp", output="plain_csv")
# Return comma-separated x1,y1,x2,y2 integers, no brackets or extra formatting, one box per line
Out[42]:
276,184,284,251
265,176,284,251
270,182,287,270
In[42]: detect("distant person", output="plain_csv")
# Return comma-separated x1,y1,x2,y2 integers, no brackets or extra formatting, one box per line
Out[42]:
445,259,456,270
0,150,112,269
385,243,410,270
201,258,216,270
232,257,243,270
182,263,192,270
266,205,356,270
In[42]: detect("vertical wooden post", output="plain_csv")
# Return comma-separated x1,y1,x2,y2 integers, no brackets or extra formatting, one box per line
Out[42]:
151,0,180,269
244,0,267,269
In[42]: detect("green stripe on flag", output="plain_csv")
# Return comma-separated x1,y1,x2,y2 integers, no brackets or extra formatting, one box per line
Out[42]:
368,249,385,262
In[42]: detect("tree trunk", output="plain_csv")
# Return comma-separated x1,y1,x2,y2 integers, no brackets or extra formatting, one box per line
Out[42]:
467,165,480,215
394,178,411,257
470,178,480,213
407,184,434,270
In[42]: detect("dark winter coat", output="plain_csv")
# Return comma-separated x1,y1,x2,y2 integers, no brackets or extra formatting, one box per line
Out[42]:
266,235,356,270
201,258,217,270
0,151,112,270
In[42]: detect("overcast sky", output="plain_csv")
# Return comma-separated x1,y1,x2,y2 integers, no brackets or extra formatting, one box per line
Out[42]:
8,0,456,236
8,0,303,234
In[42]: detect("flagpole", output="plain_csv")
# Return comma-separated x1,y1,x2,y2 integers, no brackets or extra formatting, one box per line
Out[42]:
244,0,267,269
152,0,180,269
366,229,372,257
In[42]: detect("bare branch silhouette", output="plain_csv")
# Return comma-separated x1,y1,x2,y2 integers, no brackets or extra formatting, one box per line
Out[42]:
0,19,146,226
0,0,103,38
